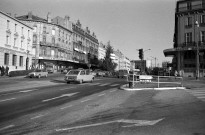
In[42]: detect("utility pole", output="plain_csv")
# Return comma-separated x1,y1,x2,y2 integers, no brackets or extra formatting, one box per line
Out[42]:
195,21,200,80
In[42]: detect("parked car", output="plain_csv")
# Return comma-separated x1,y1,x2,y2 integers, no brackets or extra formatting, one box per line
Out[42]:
27,69,48,78
64,69,94,84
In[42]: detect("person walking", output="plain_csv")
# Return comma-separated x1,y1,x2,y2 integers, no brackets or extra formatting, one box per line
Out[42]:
1,66,5,76
0,66,2,76
6,66,9,76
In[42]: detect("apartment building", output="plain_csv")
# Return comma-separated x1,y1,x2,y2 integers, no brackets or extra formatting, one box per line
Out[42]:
0,11,33,72
164,0,205,77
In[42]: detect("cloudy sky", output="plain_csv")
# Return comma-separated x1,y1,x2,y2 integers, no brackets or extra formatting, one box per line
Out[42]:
0,0,176,66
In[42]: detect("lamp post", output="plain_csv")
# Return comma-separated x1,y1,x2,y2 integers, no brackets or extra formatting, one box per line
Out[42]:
195,21,200,80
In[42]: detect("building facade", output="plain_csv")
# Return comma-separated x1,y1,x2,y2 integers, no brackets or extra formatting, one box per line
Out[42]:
16,12,74,71
164,0,205,77
72,20,99,67
0,11,33,72
98,42,106,60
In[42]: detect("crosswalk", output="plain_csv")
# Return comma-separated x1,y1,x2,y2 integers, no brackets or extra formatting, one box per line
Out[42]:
79,82,121,87
185,89,205,102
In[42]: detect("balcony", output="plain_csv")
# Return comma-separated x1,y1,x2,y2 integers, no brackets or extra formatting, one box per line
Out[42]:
14,32,19,37
177,4,205,13
185,24,192,29
6,29,11,34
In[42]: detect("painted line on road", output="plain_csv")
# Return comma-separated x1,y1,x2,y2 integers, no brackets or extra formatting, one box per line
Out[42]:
42,92,78,102
31,113,48,120
0,125,15,131
98,93,105,97
81,99,92,103
61,104,73,110
110,89,117,92
20,89,38,93
0,98,16,103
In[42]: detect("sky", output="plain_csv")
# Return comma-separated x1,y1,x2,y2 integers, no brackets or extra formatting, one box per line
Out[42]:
0,0,176,66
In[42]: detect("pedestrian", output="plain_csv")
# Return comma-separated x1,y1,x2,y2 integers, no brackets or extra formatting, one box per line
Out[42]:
174,70,178,79
1,66,5,76
6,66,9,76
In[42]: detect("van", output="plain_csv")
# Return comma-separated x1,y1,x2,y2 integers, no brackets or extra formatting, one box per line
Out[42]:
118,69,129,78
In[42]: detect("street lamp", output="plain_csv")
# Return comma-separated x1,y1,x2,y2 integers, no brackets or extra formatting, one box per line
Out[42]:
195,21,200,80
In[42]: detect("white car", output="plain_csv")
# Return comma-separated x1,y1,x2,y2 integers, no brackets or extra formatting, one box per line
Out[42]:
27,69,48,78
64,69,94,84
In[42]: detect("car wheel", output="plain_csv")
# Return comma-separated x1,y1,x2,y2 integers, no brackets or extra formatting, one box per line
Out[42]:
67,81,70,84
79,80,83,84
38,74,41,78
90,78,94,83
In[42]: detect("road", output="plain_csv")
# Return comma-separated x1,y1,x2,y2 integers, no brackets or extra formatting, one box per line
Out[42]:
0,74,205,135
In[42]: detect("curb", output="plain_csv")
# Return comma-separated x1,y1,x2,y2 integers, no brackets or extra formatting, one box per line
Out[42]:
120,84,186,91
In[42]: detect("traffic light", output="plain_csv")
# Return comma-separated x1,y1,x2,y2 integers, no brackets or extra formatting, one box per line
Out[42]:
139,49,143,60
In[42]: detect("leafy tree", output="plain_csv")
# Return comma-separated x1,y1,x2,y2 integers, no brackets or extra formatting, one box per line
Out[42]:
102,41,117,71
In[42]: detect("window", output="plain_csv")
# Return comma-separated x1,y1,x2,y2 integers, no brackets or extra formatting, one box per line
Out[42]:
15,24,17,32
33,35,37,43
200,15,205,24
12,55,17,66
52,29,55,35
43,27,46,33
185,32,192,43
6,35,9,45
201,31,205,42
43,36,46,43
28,30,30,37
4,53,9,65
19,56,23,66
14,38,16,47
7,20,10,29
52,37,55,44
80,71,85,75
21,40,23,48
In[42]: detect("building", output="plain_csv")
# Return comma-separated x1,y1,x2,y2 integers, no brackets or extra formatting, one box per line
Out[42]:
131,60,146,72
16,12,74,71
98,42,106,60
164,0,205,77
72,20,99,67
0,11,33,72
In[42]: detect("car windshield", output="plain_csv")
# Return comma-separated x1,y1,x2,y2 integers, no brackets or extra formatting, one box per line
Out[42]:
68,70,80,75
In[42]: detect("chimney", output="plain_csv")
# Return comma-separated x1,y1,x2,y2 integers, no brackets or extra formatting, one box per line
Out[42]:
47,12,51,23
28,11,32,20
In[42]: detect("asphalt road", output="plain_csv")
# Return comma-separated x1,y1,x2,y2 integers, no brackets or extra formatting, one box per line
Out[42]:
0,74,205,135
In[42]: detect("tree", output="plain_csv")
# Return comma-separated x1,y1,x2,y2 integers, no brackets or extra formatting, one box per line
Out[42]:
102,41,117,71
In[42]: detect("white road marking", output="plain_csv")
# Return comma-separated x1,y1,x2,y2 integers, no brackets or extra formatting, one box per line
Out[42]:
81,99,91,103
20,89,38,93
0,125,15,131
87,83,100,85
55,118,164,131
61,104,73,110
98,93,105,97
0,98,16,103
110,89,117,92
31,113,48,120
110,84,119,87
99,83,110,86
42,92,78,102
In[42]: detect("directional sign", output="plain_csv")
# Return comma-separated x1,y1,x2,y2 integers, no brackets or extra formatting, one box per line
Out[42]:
42,92,78,102
56,118,164,131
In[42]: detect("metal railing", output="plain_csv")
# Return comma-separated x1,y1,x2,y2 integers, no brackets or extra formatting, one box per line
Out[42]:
127,74,184,89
